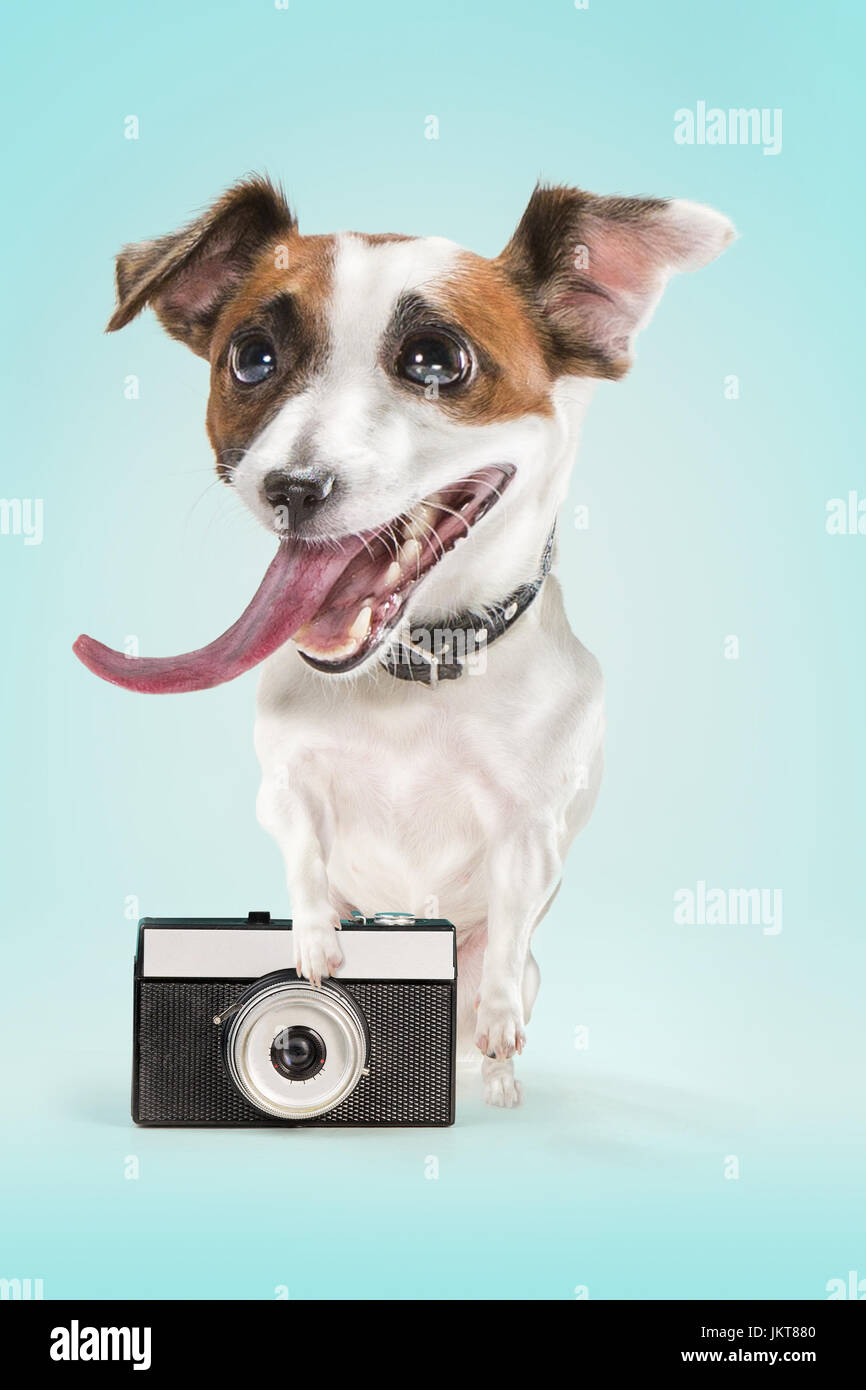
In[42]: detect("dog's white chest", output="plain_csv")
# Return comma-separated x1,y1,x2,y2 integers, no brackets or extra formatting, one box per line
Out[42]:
276,696,495,925
255,607,604,935
326,745,490,924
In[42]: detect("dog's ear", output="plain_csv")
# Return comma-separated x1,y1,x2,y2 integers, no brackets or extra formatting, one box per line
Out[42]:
499,183,735,380
106,175,297,356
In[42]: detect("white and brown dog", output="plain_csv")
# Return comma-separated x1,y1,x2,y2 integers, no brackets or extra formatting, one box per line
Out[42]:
76,177,734,1105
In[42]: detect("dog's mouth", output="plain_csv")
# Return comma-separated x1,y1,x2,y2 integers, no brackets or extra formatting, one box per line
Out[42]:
294,464,514,673
72,465,514,693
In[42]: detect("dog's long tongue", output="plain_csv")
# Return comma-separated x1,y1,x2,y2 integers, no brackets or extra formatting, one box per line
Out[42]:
72,538,365,694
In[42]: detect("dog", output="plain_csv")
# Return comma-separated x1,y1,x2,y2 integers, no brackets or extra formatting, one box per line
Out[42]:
96,176,734,1106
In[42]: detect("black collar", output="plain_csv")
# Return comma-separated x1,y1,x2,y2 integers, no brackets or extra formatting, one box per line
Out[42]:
380,525,556,686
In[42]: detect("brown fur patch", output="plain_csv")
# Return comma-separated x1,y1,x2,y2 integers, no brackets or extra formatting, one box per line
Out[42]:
352,232,415,247
205,233,337,474
395,252,555,424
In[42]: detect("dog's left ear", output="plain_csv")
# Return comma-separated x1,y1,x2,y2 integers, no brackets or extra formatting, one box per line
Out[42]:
499,183,735,380
106,175,297,356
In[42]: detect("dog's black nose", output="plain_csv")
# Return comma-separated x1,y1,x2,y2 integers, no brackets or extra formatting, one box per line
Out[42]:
262,469,335,533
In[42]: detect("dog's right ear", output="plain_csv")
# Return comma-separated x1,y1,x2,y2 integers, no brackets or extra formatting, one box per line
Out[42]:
106,175,297,357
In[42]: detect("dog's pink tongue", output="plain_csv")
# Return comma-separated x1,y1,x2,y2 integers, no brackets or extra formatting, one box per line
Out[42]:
72,538,364,694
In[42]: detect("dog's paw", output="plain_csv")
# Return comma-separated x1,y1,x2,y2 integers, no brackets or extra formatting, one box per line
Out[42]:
474,997,526,1061
482,1058,523,1109
292,910,343,986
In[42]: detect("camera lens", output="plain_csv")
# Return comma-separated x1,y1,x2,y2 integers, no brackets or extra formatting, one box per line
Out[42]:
223,973,370,1119
270,1026,326,1082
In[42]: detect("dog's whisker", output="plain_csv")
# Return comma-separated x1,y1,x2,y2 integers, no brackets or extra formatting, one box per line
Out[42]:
409,515,449,563
351,531,378,564
436,477,508,508
384,523,403,560
427,500,473,537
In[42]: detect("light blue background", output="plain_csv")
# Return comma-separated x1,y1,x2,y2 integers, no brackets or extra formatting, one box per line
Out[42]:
1,0,863,1299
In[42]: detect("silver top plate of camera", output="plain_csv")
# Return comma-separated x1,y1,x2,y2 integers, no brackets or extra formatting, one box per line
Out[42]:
140,924,454,979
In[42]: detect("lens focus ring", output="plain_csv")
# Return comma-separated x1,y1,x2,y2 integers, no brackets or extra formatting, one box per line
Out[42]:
222,973,369,1120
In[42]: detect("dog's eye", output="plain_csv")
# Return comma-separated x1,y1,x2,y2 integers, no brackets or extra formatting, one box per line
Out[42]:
230,336,277,385
396,332,470,389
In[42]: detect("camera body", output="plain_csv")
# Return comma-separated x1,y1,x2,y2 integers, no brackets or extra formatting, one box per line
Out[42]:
132,911,457,1127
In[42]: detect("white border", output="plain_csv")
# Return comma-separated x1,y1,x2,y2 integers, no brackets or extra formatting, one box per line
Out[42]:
141,927,455,980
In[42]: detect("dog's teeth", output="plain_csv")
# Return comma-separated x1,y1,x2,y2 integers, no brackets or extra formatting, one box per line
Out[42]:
406,504,434,541
400,538,422,571
385,560,401,587
349,605,372,643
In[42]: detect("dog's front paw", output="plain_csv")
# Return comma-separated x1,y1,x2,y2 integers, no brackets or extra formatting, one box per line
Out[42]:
474,996,526,1061
292,909,343,986
482,1058,523,1108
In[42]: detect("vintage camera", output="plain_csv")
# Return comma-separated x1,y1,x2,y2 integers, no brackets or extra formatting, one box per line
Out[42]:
132,911,457,1127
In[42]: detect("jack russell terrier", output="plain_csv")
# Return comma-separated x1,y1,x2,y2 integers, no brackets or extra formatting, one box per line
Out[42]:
75,176,734,1106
